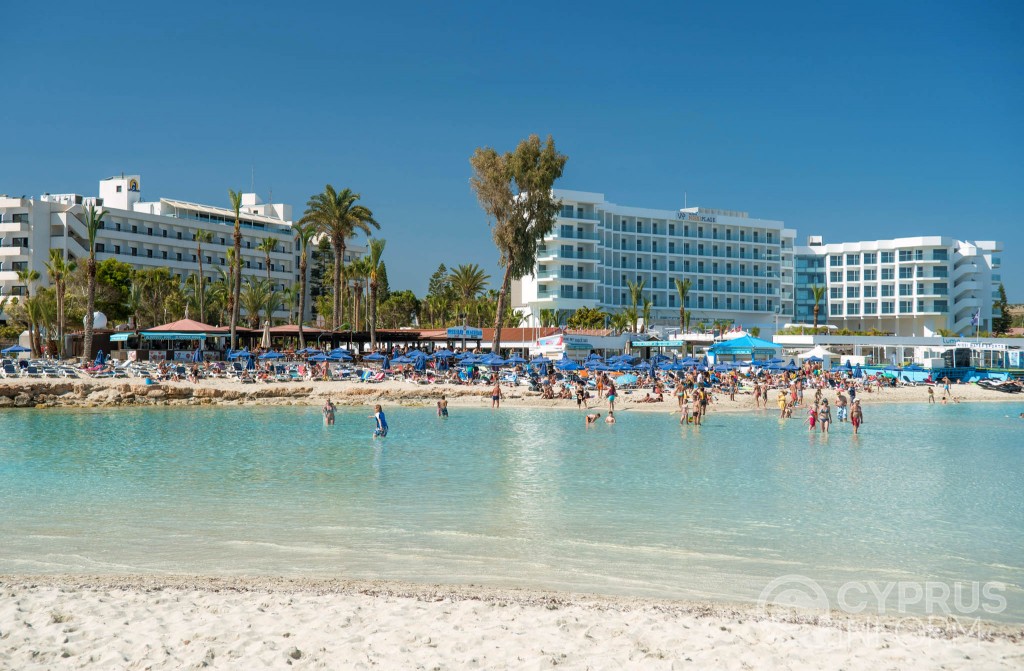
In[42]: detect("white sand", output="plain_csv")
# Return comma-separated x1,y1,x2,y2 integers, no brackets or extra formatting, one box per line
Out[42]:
1,576,1020,670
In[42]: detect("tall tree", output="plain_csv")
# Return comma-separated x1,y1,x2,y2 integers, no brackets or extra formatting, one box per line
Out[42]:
449,263,490,314
470,134,567,352
811,285,826,330
367,239,387,350
293,221,317,347
44,249,77,357
194,229,213,324
81,204,109,361
257,236,277,284
673,278,691,332
15,268,40,354
228,189,244,349
641,298,653,334
992,283,1011,334
626,278,647,333
299,185,380,330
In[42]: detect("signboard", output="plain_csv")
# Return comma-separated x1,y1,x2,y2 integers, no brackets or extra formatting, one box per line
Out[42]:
955,340,1007,352
447,327,483,339
149,351,167,362
630,340,681,347
536,334,563,348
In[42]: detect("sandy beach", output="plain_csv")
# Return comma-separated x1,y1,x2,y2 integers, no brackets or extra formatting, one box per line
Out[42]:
2,575,1021,670
0,374,1015,413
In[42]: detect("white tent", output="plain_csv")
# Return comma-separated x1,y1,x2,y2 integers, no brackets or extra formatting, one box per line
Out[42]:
797,345,839,360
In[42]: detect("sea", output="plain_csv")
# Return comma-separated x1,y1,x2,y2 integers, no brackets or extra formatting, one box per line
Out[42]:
2,401,1022,621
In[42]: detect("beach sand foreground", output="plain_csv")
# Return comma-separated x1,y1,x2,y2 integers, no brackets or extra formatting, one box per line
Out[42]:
1,576,1021,670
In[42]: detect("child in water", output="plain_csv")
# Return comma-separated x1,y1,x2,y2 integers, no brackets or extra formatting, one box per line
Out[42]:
371,404,388,438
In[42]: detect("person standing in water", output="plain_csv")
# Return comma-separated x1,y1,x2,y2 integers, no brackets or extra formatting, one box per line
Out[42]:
322,398,336,426
437,395,449,418
371,404,388,438
850,400,863,435
491,381,503,409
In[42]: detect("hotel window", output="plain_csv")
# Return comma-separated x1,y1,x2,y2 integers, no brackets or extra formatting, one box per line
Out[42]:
830,303,843,316
698,279,705,290
881,268,894,280
933,266,948,277
846,270,860,281
652,223,658,234
829,271,842,282
131,225,138,233
899,250,913,262
882,285,895,297
669,224,675,235
830,255,843,266
935,300,948,312
915,249,924,260
637,222,643,233
652,259,658,270
916,266,924,277
899,283,913,296
864,302,877,314
177,232,182,239
932,249,948,260
147,250,153,258
669,295,675,307
698,296,705,308
652,241,658,253
830,287,843,299
96,243,105,253
918,300,925,312
847,303,860,315
864,285,877,298
162,251,168,259
934,283,948,295
881,251,894,263
900,300,913,313
863,252,877,264
668,242,675,253
881,301,895,314
847,286,860,298
863,268,877,281
846,253,860,265
899,267,913,279
177,253,182,261
669,260,676,271
131,248,137,256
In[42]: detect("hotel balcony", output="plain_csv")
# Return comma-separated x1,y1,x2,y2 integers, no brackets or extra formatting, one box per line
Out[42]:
0,245,29,257
546,230,600,242
536,249,601,262
534,291,600,303
0,221,31,234
536,270,600,282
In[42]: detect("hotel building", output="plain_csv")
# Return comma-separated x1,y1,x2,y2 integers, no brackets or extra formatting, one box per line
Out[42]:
793,236,1003,336
0,175,363,325
513,190,797,332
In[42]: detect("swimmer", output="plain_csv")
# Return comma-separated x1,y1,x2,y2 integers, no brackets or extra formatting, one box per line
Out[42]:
322,398,336,426
605,411,616,424
437,395,449,418
585,412,601,425
371,404,388,438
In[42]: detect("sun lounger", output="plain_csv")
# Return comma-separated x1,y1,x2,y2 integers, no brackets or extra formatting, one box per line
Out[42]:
1,363,20,378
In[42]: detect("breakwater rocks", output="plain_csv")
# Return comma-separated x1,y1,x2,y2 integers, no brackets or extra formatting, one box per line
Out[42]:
0,379,500,410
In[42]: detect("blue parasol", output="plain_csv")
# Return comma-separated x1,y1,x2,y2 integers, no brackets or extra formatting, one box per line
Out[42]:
1,344,30,354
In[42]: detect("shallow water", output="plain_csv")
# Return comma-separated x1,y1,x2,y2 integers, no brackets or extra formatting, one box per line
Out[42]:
2,402,1022,621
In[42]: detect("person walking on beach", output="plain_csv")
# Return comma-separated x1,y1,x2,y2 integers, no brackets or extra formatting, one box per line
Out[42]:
322,398,336,426
437,395,449,418
576,381,588,409
836,391,848,423
928,387,935,404
371,404,388,438
850,400,863,435
491,382,503,409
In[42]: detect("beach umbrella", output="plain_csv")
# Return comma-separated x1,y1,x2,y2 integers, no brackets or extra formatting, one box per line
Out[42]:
616,374,638,386
260,321,272,349
308,354,329,362
609,362,632,372
853,365,863,378
505,354,527,365
555,355,581,371
259,351,285,360
390,355,413,364
363,352,385,361
806,355,823,363
634,361,654,371
433,349,455,359
481,354,505,366
765,357,784,365
382,355,391,370
1,344,30,354
192,346,203,363
904,363,924,371
529,356,551,365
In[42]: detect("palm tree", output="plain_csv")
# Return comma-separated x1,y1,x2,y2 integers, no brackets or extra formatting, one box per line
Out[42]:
449,263,490,312
44,250,77,357
16,268,40,298
609,311,631,333
538,308,558,328
673,278,691,332
228,189,244,349
299,185,380,330
78,205,109,362
811,285,826,330
280,284,300,324
347,258,369,331
240,278,272,328
293,221,317,347
194,230,213,323
366,239,387,350
626,278,646,333
641,298,652,334
257,236,277,284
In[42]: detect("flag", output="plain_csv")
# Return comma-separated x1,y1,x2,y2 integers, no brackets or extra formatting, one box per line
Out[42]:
970,310,980,326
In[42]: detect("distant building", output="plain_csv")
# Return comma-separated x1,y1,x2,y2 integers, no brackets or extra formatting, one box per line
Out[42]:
793,235,1003,336
513,190,797,332
0,175,364,325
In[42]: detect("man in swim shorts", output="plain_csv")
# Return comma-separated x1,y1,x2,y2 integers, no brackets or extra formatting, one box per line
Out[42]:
437,395,449,418
491,382,502,409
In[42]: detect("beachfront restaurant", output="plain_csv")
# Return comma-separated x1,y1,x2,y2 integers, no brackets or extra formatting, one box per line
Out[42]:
108,319,233,362
707,335,783,363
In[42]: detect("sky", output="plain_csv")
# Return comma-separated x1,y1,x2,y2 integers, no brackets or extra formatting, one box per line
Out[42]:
3,1,1022,299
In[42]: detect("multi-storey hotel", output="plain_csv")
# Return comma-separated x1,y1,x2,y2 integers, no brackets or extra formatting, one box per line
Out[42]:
513,190,797,331
0,175,363,325
794,235,1002,336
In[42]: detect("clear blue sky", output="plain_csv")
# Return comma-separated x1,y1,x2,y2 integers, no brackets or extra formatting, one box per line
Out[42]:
4,1,1022,299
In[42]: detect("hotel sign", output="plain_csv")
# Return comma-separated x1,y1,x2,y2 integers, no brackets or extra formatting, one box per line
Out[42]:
676,212,716,223
955,340,1007,352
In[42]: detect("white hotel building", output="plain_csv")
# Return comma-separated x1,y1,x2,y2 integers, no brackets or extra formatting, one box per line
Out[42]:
794,235,1003,336
0,175,363,325
513,190,797,331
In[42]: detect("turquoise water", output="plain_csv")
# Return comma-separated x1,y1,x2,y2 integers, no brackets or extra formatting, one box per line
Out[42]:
2,402,1022,621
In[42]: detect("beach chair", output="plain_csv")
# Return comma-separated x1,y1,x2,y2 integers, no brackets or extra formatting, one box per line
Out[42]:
24,365,42,378
1,363,20,378
368,371,386,383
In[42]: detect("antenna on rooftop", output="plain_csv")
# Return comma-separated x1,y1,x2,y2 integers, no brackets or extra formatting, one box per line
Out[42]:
684,192,687,208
